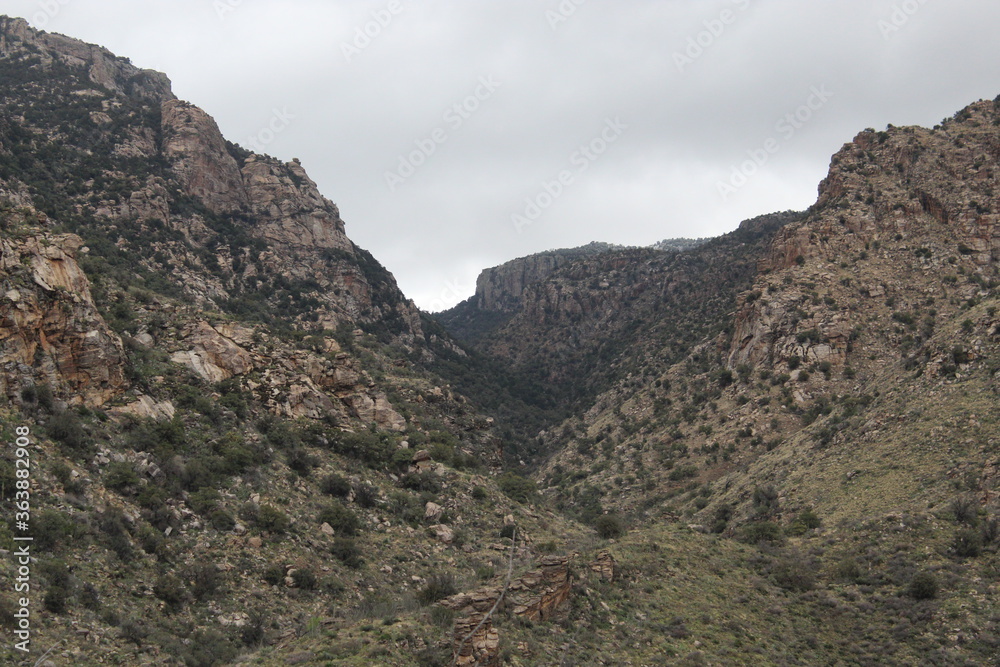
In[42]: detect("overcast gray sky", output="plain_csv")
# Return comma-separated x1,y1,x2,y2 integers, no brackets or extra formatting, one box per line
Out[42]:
5,1,1000,310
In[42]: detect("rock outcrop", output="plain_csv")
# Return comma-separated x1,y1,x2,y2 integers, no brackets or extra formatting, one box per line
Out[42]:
0,231,126,405
441,555,574,667
161,100,249,215
0,16,173,101
474,243,621,313
729,99,1000,370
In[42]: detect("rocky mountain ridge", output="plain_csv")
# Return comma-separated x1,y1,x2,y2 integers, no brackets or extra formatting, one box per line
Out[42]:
436,212,800,465
2,14,1000,667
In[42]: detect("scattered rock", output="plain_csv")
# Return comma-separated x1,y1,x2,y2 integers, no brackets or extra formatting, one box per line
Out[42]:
425,502,444,522
430,524,455,544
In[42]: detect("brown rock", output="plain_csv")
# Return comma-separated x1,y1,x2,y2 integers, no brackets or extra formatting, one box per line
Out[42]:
0,233,127,405
430,524,455,544
170,321,254,383
425,502,444,522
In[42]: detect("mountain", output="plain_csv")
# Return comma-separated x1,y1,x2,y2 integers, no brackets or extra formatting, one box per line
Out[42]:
436,213,800,465
2,15,1000,667
528,100,1000,664
0,18,573,667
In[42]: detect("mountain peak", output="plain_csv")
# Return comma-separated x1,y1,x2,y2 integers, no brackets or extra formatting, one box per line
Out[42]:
0,15,174,101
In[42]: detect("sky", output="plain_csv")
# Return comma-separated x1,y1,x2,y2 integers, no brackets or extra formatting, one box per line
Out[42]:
4,1,1000,311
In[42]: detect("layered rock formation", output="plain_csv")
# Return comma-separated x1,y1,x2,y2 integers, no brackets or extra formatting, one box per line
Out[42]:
0,16,421,339
0,16,428,421
0,16,172,101
0,228,126,405
728,99,1000,371
442,555,574,667
474,242,622,313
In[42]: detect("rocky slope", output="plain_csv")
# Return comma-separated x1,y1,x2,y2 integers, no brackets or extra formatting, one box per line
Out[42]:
0,16,422,343
0,19,578,667
0,221,126,405
526,98,1000,666
436,213,799,465
2,14,1000,667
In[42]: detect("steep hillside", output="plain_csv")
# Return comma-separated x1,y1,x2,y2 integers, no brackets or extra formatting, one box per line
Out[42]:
0,19,594,667
530,99,1000,665
436,213,799,465
0,16,421,345
2,15,1000,667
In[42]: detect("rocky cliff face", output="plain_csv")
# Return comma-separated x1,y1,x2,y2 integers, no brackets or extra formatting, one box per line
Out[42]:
446,214,792,410
474,242,622,313
728,99,1000,371
0,16,172,101
0,223,126,405
0,16,435,418
0,16,421,342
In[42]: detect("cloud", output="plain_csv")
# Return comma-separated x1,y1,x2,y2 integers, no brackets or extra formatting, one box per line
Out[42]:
4,0,1000,310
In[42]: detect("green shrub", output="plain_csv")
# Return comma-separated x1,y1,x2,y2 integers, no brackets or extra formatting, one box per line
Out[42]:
331,538,364,569
256,505,290,534
188,488,221,515
471,486,488,501
668,465,698,482
416,573,457,605
318,502,360,536
47,409,90,452
771,557,815,591
353,483,378,509
208,509,236,532
263,564,285,586
953,528,983,558
497,472,536,503
136,524,166,557
907,571,938,600
286,447,318,477
950,495,978,525
594,514,625,539
387,491,423,527
399,471,442,494
291,568,317,590
738,521,784,544
834,557,862,583
43,586,68,613
104,461,139,494
320,473,351,498
189,563,221,601
787,509,821,535
179,628,238,667
241,608,268,646
153,573,188,611
34,509,79,551
752,485,780,518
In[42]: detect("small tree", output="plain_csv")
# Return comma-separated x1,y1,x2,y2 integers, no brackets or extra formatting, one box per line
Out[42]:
594,514,625,539
907,571,938,600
